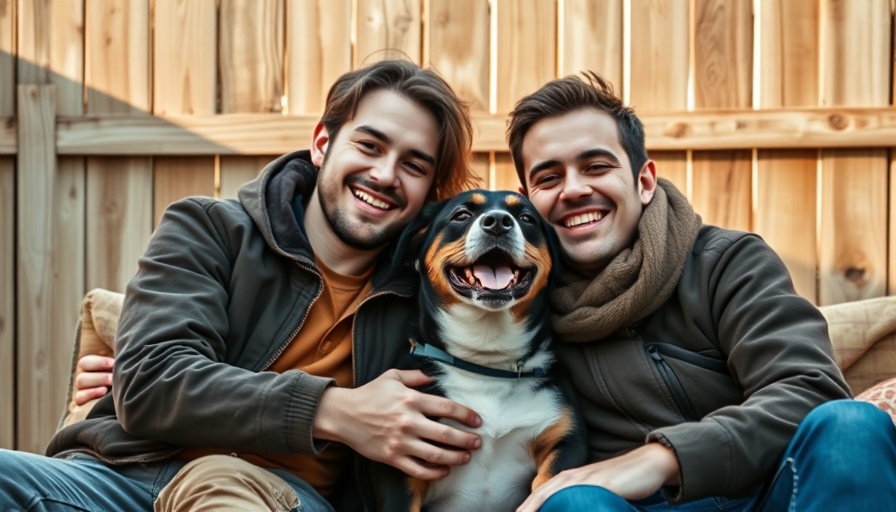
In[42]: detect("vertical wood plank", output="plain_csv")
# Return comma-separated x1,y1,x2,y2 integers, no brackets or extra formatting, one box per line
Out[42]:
0,0,13,114
220,156,270,199
0,0,14,450
355,0,422,65
152,0,216,226
493,153,518,193
495,0,556,112
85,0,152,292
16,0,87,453
629,0,689,110
427,0,490,112
286,0,352,114
561,0,622,91
85,158,152,290
755,0,819,301
220,0,284,202
0,158,13,449
691,0,752,232
690,150,752,232
890,150,895,297
16,85,62,453
819,150,888,304
817,0,890,305
153,0,216,116
219,0,284,114
629,0,690,205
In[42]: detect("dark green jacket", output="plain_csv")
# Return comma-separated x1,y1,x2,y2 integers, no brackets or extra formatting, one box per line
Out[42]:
47,151,415,488
557,226,852,502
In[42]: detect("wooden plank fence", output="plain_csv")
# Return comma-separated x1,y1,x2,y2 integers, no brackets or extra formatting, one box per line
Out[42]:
0,0,894,454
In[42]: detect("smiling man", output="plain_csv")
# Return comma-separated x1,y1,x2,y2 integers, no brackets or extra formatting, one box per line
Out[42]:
508,72,896,511
0,60,482,512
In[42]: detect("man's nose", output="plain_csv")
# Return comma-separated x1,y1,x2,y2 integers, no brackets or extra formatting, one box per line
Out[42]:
370,158,399,187
559,171,591,201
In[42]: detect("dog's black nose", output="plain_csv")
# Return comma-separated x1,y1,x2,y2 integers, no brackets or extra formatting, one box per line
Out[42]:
481,211,514,235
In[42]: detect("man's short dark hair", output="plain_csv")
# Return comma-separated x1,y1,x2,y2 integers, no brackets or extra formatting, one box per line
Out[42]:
506,72,648,192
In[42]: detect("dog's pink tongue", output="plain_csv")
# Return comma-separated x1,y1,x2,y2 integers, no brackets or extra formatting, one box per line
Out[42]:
473,265,514,289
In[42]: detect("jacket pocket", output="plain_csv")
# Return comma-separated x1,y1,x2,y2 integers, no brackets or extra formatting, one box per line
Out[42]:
645,342,743,422
646,344,700,421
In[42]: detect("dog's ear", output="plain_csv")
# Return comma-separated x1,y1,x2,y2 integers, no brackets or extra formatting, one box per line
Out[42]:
389,198,449,277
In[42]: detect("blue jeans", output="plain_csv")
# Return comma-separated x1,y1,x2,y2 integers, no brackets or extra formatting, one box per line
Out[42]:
0,451,186,510
0,450,332,511
540,400,896,511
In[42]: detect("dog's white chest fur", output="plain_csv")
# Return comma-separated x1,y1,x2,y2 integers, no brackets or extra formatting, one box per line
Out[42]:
422,366,564,512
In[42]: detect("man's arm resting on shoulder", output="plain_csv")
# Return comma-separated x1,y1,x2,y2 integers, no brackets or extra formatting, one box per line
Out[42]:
516,442,680,512
314,368,482,480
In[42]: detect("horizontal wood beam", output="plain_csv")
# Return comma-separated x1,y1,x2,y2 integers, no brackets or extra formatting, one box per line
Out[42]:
1,108,895,156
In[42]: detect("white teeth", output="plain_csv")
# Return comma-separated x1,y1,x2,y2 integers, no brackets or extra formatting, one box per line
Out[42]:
564,211,604,228
354,190,390,210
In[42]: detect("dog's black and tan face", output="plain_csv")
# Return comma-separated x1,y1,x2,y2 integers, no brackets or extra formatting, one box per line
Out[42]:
395,190,559,338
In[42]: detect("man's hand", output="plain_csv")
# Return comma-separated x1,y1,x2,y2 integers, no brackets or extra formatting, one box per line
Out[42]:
314,369,482,480
74,355,115,405
516,442,681,512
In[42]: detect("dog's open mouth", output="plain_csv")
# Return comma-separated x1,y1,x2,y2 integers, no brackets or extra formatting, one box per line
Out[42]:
447,249,535,300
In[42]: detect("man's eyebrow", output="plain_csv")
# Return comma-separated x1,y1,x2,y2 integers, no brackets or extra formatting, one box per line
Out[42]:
577,148,621,165
355,125,436,166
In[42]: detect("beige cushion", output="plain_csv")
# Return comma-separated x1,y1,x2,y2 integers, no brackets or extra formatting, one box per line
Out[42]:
58,288,124,429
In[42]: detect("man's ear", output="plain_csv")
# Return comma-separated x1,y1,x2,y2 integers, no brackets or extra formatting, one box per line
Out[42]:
311,123,330,167
638,160,658,205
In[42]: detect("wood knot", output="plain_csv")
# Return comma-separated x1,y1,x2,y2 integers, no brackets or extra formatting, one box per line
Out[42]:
844,266,865,283
667,122,688,138
828,114,848,130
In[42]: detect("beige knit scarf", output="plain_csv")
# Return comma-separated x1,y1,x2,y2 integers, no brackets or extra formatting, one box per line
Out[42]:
551,178,702,343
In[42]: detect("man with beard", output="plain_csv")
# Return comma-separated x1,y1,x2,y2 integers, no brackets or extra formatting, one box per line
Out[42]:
0,59,483,512
508,72,896,511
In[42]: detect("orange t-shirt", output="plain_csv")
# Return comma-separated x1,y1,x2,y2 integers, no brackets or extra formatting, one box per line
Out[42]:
180,257,373,497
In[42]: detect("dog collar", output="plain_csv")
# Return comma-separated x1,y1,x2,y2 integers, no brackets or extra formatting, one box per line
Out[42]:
409,339,547,379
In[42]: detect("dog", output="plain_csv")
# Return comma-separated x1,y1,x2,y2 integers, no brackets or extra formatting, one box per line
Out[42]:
378,189,586,512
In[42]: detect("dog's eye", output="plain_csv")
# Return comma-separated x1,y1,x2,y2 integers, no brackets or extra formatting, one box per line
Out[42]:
518,213,537,224
452,210,472,222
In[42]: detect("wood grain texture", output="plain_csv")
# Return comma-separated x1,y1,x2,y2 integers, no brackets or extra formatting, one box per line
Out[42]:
220,0,285,203
85,0,150,113
755,0,820,302
690,150,752,232
153,0,216,222
629,0,689,110
817,0,891,305
356,0,421,65
219,0,284,114
153,0,216,116
819,149,888,304
0,0,13,115
495,0,556,112
50,108,896,155
16,85,63,453
561,0,622,90
427,0,490,113
0,157,14,449
220,156,271,199
287,0,352,114
692,0,753,233
85,157,151,292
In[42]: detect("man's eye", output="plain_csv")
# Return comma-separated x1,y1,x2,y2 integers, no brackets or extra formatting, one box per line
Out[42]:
533,175,560,188
357,141,378,152
405,162,426,176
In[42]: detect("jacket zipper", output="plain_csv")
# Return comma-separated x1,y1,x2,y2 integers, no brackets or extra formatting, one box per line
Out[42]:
646,344,699,421
261,258,323,371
